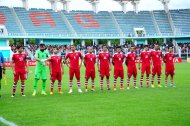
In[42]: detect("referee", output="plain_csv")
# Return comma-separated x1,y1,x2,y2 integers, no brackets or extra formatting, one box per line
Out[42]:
0,51,6,97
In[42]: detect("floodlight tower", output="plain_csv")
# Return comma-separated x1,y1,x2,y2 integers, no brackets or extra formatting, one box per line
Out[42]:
21,0,29,10
131,0,140,14
48,0,58,11
86,0,100,13
114,0,140,14
158,0,170,13
59,0,71,12
114,0,129,13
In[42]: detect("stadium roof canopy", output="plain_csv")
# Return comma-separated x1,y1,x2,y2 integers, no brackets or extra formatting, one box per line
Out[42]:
20,0,170,13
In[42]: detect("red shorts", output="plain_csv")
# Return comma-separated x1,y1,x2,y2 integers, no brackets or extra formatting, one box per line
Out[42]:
152,65,162,75
70,68,80,80
100,67,110,77
85,70,95,80
114,68,124,79
14,69,27,82
127,65,137,77
51,71,62,81
141,65,151,75
165,67,175,76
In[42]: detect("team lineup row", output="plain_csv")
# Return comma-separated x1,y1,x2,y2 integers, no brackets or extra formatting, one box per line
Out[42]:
0,43,176,97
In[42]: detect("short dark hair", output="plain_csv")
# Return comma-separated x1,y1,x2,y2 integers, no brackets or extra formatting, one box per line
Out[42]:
116,46,121,49
168,46,173,49
130,44,136,48
16,45,23,49
53,46,59,50
143,45,148,48
39,43,45,46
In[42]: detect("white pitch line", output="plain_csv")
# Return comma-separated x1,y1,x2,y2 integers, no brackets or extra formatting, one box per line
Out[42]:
0,117,17,126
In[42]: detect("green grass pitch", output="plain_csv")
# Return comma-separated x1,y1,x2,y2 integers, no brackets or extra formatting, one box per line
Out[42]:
0,63,190,126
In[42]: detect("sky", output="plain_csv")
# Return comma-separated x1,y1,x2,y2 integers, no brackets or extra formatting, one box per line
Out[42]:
0,0,190,11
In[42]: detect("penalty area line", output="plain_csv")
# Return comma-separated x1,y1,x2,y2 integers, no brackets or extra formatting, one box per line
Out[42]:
0,117,17,126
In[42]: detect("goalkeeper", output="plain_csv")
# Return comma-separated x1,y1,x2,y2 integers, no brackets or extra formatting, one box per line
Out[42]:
32,44,50,96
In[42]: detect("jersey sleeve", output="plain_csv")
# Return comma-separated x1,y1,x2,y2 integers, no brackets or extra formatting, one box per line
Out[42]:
45,50,50,57
135,53,137,60
65,53,69,60
173,54,176,58
80,52,82,58
24,54,27,60
84,54,87,61
163,53,167,63
34,50,39,58
98,53,101,60
108,53,111,62
12,54,15,61
60,56,62,63
94,54,96,61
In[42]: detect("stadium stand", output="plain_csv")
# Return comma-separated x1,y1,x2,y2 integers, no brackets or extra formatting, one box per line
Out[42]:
62,10,120,36
0,6,190,37
112,11,156,36
0,6,21,34
13,7,72,36
153,10,173,35
170,9,190,34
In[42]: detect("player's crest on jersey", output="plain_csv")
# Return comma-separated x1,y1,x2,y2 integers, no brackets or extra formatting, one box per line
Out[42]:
19,57,23,61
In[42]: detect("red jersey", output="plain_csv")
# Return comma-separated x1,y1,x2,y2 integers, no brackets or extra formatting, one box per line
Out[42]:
98,52,110,69
84,53,96,71
50,55,62,72
164,52,175,68
65,51,82,69
12,53,27,71
140,51,151,66
112,53,125,70
151,50,162,66
126,52,137,66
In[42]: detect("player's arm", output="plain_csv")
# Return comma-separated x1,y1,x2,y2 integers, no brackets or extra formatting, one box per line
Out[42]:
83,55,86,67
163,54,166,63
109,55,112,71
112,55,114,66
125,55,128,67
61,59,64,74
94,56,96,64
138,54,141,70
46,51,51,61
25,56,29,73
49,57,52,75
79,54,83,68
161,53,164,66
97,56,100,72
65,54,70,68
10,58,15,74
34,51,41,62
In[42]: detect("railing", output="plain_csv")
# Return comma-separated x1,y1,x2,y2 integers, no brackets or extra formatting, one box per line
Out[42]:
110,12,123,34
60,11,77,36
150,11,161,36
10,8,26,35
166,11,176,35
0,32,190,38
